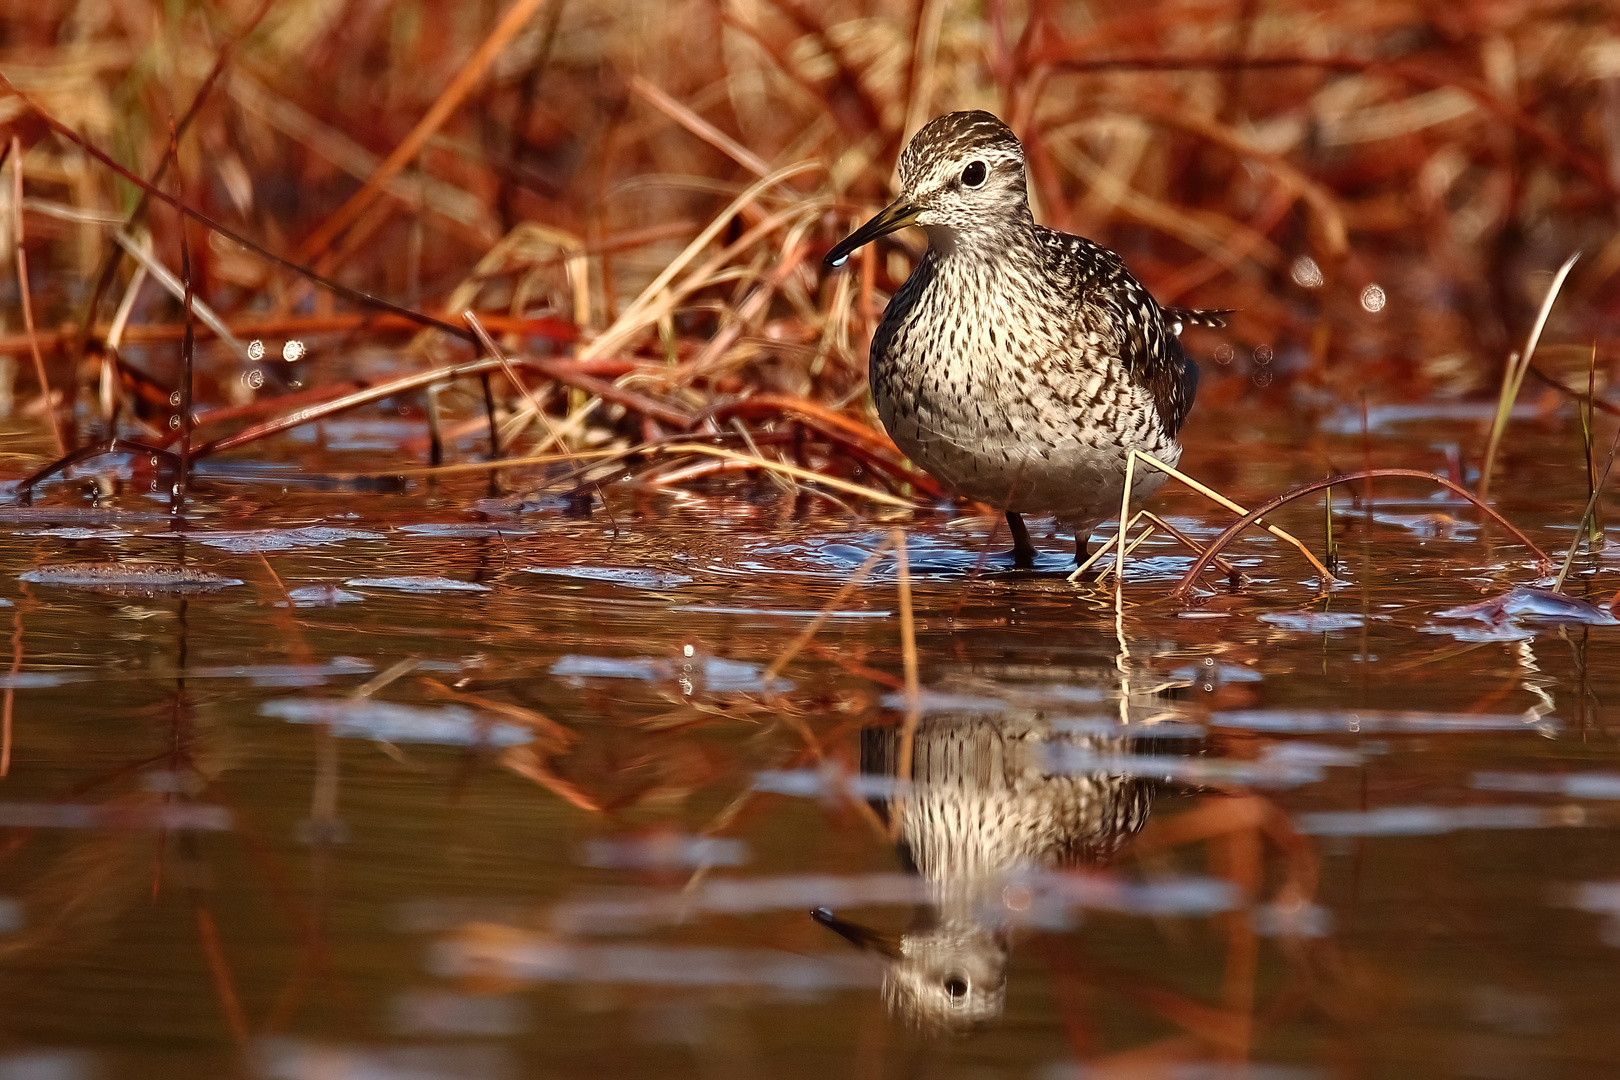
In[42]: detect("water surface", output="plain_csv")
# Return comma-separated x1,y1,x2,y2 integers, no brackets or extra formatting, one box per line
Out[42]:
0,405,1616,1079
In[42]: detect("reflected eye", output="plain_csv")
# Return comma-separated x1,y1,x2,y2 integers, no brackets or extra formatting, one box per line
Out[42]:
943,975,969,1002
961,160,988,187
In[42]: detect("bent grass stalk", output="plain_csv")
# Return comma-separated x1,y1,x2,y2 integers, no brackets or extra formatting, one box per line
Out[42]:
1171,468,1553,602
1073,450,1335,587
1076,510,1246,583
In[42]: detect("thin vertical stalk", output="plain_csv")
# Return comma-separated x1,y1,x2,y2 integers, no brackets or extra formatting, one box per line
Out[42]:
173,125,195,508
13,137,65,455
1553,425,1619,594
1324,482,1337,572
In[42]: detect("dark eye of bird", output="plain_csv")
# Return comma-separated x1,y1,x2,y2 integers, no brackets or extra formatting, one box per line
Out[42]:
943,975,969,1001
960,160,988,187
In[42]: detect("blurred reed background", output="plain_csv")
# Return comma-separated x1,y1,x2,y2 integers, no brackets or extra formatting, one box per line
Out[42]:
0,0,1616,472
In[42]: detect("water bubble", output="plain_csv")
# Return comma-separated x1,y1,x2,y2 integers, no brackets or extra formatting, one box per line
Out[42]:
247,339,265,361
1254,344,1274,366
282,340,307,362
1254,370,1274,388
243,369,265,390
168,391,182,407
1290,256,1323,288
1214,344,1234,365
1360,284,1386,313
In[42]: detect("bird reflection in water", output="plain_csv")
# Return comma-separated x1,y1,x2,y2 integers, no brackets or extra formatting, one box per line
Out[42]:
814,669,1194,1032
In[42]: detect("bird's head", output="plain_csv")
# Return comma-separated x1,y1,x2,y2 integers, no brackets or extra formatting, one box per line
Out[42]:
826,110,1030,267
812,906,1009,1033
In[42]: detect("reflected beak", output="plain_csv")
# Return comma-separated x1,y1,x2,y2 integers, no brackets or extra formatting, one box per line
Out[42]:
811,907,902,958
825,198,920,268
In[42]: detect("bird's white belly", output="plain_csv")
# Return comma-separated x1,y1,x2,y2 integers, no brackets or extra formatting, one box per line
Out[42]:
875,376,1178,528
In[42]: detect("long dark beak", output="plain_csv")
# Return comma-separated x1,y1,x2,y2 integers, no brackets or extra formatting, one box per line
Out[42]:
825,198,920,268
811,907,902,958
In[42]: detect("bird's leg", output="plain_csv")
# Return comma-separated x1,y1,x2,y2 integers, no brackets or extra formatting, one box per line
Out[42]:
1072,532,1098,578
1005,512,1037,567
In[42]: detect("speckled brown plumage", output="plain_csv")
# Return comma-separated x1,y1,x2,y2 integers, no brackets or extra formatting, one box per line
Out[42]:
826,110,1229,564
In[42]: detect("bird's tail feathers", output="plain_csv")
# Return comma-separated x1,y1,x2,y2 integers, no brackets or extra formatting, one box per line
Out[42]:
1164,306,1235,331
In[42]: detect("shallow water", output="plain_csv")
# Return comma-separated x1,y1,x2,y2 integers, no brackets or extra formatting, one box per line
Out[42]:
0,404,1617,1079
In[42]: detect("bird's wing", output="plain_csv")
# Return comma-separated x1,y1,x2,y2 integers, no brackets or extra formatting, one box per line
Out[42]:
1035,227,1204,438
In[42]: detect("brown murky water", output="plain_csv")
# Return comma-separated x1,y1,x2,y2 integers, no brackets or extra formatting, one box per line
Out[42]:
0,401,1617,1079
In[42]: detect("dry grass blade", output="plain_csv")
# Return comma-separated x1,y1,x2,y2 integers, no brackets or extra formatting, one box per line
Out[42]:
463,310,566,457
0,78,475,340
332,447,628,480
193,357,511,456
73,0,278,365
630,76,772,178
658,445,919,509
111,232,252,364
194,353,687,458
295,0,554,263
1042,54,1617,199
579,161,820,362
1479,252,1580,500
1111,446,1138,587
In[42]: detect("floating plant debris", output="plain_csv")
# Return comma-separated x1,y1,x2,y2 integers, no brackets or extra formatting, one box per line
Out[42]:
18,563,244,589
552,654,785,693
1210,710,1552,734
1438,587,1619,627
0,802,232,830
397,523,532,538
1295,805,1583,837
167,526,378,552
1473,772,1620,800
1258,611,1372,632
525,566,694,589
278,585,366,607
580,834,749,871
430,933,879,993
344,576,492,593
261,699,531,746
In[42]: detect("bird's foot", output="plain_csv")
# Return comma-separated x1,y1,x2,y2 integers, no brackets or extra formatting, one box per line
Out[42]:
1005,512,1038,568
